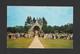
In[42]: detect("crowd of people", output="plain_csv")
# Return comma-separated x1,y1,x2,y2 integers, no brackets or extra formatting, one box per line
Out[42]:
42,33,73,40
7,32,73,40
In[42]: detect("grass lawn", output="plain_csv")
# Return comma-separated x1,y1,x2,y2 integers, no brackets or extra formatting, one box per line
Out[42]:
39,38,73,48
7,37,33,48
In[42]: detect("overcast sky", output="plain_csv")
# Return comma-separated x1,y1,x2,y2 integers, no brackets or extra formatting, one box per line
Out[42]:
7,6,73,27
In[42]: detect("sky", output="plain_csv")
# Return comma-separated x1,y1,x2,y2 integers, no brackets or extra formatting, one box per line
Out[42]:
7,6,73,27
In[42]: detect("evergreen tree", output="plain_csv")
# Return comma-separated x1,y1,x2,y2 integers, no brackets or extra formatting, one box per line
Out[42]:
24,16,32,32
33,17,36,23
26,16,32,24
42,17,47,25
42,17,48,33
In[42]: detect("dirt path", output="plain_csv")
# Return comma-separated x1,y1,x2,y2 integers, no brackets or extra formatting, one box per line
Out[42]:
28,35,44,48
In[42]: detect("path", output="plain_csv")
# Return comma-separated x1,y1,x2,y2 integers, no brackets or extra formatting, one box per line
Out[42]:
28,35,44,48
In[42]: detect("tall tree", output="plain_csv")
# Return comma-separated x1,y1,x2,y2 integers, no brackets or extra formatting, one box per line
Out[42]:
24,16,32,32
33,17,36,23
42,17,48,33
42,17,47,25
26,16,32,24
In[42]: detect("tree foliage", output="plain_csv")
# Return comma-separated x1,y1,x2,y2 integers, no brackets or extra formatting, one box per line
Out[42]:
42,23,73,33
33,17,36,23
7,16,73,34
7,27,17,33
26,16,32,24
42,17,47,25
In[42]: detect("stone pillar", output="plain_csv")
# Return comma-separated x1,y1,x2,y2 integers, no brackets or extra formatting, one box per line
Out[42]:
54,34,56,39
44,34,46,39
67,36,70,40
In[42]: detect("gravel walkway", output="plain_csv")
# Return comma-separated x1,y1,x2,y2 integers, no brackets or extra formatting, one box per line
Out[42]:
28,36,44,48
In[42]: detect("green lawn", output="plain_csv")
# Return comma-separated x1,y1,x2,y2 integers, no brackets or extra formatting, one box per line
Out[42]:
7,37,33,48
39,38,73,48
